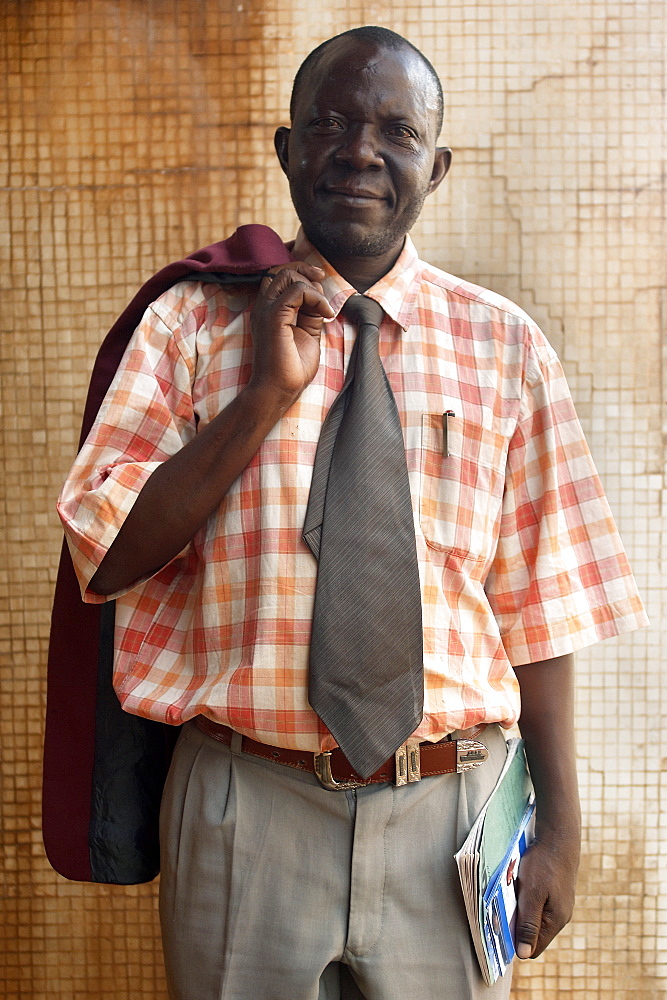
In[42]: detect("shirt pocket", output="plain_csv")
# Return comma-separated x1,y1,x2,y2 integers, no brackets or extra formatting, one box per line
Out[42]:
419,413,507,561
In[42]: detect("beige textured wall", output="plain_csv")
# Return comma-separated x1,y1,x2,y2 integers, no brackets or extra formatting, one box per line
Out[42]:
1,1,665,997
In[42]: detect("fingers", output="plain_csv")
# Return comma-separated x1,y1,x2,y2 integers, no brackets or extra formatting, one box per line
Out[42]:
248,262,333,398
265,260,327,283
515,892,562,959
260,265,334,321
514,844,576,960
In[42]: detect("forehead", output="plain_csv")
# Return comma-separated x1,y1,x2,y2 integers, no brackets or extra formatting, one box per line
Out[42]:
295,39,439,127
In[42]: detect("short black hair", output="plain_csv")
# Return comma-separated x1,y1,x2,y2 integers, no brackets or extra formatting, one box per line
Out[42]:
289,26,444,136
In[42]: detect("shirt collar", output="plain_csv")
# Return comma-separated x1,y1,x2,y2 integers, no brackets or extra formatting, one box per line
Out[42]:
290,227,424,331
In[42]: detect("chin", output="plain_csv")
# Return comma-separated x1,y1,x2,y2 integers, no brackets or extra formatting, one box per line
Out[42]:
302,219,402,261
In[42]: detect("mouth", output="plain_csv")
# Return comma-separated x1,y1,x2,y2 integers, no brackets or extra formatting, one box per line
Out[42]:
322,185,387,206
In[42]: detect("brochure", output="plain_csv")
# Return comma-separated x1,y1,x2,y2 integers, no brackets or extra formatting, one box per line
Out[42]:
454,738,535,985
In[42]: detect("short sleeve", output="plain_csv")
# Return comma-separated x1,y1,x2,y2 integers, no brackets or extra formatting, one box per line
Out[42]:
484,337,648,666
57,298,198,602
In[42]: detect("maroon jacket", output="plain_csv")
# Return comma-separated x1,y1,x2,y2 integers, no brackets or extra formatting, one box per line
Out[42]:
43,225,292,884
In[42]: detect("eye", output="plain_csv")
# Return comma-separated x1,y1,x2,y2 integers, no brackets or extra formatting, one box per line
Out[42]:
311,117,345,130
387,125,418,141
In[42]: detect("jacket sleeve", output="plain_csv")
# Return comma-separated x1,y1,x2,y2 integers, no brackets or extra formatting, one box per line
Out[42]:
57,287,200,602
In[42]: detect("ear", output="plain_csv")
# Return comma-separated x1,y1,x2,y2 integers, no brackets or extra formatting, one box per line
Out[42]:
427,147,452,195
274,127,291,177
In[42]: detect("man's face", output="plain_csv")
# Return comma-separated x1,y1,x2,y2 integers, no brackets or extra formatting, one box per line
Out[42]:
275,39,450,265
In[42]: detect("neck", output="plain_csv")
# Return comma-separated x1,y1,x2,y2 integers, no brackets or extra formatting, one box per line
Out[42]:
317,240,405,293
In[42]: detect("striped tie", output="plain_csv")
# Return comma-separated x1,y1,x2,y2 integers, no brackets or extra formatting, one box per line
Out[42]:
303,294,423,779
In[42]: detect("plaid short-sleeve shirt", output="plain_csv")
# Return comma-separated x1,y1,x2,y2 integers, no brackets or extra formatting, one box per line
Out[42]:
58,231,648,752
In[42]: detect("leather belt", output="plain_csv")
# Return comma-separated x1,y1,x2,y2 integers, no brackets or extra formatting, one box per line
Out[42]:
194,716,489,790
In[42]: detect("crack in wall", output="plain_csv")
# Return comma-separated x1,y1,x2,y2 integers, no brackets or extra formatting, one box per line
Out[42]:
486,12,665,362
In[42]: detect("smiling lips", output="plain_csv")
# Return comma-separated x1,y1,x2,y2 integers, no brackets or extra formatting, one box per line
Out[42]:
323,185,386,203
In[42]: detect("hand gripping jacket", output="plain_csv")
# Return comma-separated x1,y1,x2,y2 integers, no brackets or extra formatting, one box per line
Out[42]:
43,225,292,884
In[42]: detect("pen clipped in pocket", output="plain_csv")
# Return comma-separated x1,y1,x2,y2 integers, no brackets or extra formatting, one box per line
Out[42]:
419,413,507,560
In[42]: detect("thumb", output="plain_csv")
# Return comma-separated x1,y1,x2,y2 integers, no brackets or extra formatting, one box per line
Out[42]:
514,881,544,959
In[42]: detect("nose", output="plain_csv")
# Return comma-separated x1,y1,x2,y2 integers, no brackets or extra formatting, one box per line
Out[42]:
334,124,384,170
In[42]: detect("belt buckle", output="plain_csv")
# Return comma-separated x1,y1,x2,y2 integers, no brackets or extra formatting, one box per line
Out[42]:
313,751,372,791
456,739,489,772
395,738,422,786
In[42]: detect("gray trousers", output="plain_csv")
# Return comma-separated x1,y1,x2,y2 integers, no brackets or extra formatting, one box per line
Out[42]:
159,720,515,1000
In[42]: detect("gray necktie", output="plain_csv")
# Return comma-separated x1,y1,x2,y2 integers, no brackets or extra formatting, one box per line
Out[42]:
303,294,423,779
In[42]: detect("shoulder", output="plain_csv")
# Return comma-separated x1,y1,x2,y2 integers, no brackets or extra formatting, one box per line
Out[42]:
418,260,534,325
416,259,558,369
123,279,256,378
148,278,255,333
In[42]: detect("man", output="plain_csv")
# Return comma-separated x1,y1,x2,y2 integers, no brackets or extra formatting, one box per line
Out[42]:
58,26,646,1000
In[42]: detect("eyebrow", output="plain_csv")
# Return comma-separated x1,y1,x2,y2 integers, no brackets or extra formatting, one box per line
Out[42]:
307,103,429,122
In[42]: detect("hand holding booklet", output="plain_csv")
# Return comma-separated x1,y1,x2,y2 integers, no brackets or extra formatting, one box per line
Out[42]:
455,738,535,985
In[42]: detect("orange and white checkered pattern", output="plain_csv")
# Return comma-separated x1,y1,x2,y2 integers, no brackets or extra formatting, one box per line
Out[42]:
58,231,648,752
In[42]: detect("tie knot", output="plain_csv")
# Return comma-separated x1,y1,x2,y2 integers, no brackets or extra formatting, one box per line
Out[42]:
341,294,384,331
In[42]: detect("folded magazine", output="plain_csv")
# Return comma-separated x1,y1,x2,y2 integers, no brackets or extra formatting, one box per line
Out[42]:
454,738,535,985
